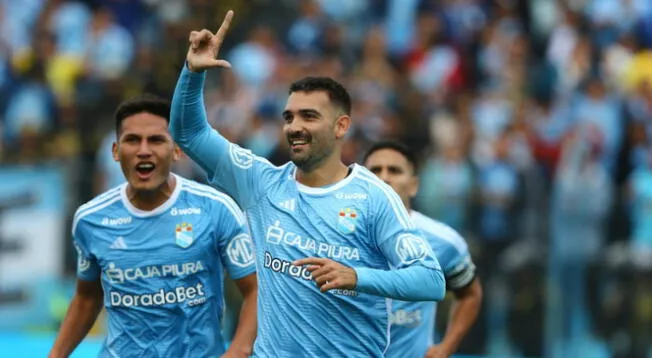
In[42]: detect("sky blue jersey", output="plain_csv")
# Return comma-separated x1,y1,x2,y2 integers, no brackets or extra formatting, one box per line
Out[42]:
387,211,477,358
170,66,445,357
72,174,255,358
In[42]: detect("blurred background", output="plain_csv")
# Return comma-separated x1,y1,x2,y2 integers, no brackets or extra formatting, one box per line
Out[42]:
1,0,652,357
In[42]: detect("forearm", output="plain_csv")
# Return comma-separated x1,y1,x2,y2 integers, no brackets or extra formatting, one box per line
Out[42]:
354,265,445,301
170,65,231,175
49,297,103,358
227,291,257,356
440,282,482,352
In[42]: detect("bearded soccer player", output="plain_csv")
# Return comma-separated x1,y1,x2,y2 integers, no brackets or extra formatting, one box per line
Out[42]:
49,94,257,358
169,10,446,357
364,140,483,358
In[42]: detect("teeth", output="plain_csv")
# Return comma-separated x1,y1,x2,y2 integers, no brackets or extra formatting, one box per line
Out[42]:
137,163,154,169
292,140,306,145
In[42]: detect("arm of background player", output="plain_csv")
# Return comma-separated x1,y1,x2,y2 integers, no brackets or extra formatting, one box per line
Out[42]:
433,278,482,357
224,274,258,358
354,187,445,301
48,279,103,358
169,65,266,208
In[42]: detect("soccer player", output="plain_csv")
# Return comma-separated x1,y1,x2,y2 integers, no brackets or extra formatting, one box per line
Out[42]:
49,94,257,358
169,10,446,357
364,140,483,358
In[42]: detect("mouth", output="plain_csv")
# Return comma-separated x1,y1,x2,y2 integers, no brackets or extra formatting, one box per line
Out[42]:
288,137,310,151
135,162,155,180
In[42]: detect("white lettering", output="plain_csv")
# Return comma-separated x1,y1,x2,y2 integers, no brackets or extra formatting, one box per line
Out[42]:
105,261,206,284
110,284,207,308
102,216,132,226
170,207,202,216
264,252,312,280
266,222,360,261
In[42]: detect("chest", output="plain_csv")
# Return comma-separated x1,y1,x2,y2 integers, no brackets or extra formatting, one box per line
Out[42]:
252,188,379,265
89,214,217,273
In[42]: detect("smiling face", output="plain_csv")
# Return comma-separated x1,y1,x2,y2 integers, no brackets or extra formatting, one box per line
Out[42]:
112,111,180,193
282,90,349,172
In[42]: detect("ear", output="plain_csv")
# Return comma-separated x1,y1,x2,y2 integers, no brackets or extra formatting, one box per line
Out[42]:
409,175,419,199
172,144,182,161
112,142,119,162
334,114,351,140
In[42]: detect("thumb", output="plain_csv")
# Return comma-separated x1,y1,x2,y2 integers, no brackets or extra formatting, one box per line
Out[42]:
211,59,232,69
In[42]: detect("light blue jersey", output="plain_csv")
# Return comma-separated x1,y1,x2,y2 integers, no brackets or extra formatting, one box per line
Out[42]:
171,66,445,357
72,174,255,358
387,211,476,358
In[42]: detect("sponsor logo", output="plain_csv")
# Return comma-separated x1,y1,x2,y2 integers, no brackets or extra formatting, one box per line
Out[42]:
395,234,432,265
390,309,423,327
266,221,360,261
170,207,201,216
109,283,206,308
175,222,194,248
264,252,312,281
110,236,127,250
226,233,255,268
278,199,296,212
335,193,368,200
74,243,90,272
105,261,206,284
229,143,254,169
101,216,132,226
337,208,358,234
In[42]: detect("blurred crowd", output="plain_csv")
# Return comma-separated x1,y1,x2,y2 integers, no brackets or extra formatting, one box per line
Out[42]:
2,0,652,357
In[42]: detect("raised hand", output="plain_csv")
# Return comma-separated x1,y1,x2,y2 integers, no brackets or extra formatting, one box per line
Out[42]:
293,257,358,292
186,10,234,72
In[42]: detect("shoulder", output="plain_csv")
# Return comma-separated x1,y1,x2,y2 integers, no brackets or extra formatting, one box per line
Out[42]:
72,184,124,235
178,177,246,225
411,211,468,255
352,165,401,203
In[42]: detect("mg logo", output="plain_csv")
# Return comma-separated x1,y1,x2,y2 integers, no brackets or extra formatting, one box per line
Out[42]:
227,233,255,268
395,234,431,265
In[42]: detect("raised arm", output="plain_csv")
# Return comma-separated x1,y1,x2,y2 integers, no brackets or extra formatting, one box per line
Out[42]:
170,10,273,209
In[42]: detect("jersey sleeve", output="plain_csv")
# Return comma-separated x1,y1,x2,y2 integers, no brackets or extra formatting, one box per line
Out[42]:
212,196,256,280
436,235,477,290
170,65,277,209
371,187,441,272
71,217,101,281
353,182,445,301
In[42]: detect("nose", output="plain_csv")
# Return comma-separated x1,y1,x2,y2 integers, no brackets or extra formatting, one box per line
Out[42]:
137,139,152,157
377,169,390,184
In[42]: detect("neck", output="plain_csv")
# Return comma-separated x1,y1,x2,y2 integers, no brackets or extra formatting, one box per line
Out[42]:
296,156,349,188
126,175,176,211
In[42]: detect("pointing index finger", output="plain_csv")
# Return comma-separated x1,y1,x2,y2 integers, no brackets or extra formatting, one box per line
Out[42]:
293,257,327,266
214,10,234,45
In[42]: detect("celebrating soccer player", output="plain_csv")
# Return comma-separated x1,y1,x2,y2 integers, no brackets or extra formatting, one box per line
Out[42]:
170,10,446,357
364,140,483,358
49,94,257,358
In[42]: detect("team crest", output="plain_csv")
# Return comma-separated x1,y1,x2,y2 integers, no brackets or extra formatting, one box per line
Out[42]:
337,208,358,234
175,222,194,248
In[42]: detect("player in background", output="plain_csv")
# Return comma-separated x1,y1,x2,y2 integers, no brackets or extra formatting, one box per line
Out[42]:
170,10,446,357
364,140,483,358
49,94,257,358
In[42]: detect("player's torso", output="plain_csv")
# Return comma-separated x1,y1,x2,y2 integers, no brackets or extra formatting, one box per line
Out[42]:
388,213,466,358
248,168,391,357
86,193,225,357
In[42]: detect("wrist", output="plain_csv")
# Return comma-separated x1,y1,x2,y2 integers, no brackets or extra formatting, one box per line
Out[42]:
185,60,203,73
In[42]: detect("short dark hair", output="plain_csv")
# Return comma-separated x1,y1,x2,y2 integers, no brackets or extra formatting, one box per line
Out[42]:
114,94,171,134
289,77,352,116
363,140,419,173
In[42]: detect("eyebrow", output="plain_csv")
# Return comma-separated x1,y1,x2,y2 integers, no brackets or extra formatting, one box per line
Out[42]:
282,109,322,118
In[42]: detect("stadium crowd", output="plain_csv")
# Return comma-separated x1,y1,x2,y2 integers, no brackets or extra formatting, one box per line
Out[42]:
1,0,652,357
